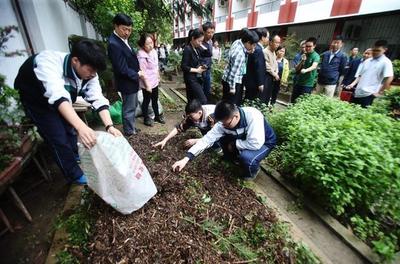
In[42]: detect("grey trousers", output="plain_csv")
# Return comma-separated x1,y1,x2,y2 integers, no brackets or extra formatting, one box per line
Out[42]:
121,92,138,135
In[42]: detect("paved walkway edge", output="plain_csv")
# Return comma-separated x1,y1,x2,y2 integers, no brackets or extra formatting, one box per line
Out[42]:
45,185,84,264
260,164,382,264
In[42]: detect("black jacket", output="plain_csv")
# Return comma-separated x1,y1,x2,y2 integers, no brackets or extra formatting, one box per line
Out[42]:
107,33,140,94
245,43,267,90
181,44,212,81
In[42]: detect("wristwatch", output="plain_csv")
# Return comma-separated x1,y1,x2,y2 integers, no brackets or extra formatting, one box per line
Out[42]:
105,124,114,132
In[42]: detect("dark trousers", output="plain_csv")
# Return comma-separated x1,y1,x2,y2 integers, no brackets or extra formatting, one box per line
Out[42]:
262,73,274,105
351,94,375,108
219,135,273,178
142,86,160,118
122,92,138,135
270,80,281,105
291,84,313,103
185,77,207,104
21,102,83,182
222,80,244,106
203,69,211,101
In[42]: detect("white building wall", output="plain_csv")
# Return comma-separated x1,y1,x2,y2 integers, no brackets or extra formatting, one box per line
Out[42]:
0,0,30,87
1,0,100,86
295,0,334,24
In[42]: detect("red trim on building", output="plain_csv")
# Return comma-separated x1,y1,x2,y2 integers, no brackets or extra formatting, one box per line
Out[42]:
247,0,258,28
278,0,298,24
332,20,345,40
226,0,234,30
330,0,362,17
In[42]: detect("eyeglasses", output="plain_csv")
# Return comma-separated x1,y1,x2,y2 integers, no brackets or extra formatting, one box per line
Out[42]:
223,115,236,128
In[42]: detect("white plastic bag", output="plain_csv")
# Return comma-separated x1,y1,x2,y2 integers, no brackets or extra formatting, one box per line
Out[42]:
79,131,157,214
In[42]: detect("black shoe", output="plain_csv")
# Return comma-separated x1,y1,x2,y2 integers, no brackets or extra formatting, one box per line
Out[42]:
155,114,166,124
144,117,154,126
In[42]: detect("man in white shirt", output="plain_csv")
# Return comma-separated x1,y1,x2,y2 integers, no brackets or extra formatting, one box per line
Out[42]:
347,40,394,108
172,100,276,180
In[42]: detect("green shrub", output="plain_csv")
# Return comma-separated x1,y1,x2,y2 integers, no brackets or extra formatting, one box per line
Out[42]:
370,86,400,119
269,95,400,259
211,59,226,100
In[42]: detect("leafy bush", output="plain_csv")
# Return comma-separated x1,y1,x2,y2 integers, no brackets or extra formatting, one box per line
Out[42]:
166,51,182,74
211,59,226,100
268,95,400,260
393,60,400,80
370,86,400,119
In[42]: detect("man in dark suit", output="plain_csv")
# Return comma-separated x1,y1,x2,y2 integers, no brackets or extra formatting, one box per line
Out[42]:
244,28,269,101
108,13,144,136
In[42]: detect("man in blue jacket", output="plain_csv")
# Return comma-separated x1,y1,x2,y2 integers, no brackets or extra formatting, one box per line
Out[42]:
244,27,269,101
108,13,144,137
316,35,348,97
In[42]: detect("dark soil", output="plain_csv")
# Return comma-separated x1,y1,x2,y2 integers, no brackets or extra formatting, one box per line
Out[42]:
82,133,298,263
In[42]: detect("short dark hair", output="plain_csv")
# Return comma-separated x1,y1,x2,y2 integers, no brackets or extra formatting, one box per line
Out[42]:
202,21,215,32
241,28,259,44
276,45,285,52
188,28,204,43
185,99,203,114
137,33,153,48
71,40,106,72
333,35,344,41
306,37,317,46
351,46,358,50
214,100,238,121
374,40,388,49
255,27,269,39
112,13,132,26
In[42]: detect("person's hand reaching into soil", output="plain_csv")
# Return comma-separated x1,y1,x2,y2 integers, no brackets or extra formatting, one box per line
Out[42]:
153,139,167,149
172,157,189,172
184,138,199,148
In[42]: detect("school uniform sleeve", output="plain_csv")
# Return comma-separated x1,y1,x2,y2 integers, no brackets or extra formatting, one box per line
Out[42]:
82,75,109,112
33,51,71,107
108,42,139,81
186,123,226,160
236,109,265,151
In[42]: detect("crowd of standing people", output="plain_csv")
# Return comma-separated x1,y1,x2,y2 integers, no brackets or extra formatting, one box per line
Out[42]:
12,12,395,184
181,25,394,110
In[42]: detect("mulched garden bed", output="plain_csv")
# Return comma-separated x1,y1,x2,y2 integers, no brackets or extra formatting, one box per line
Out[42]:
74,133,312,263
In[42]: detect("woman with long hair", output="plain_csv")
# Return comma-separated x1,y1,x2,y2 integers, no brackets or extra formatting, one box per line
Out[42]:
181,29,210,104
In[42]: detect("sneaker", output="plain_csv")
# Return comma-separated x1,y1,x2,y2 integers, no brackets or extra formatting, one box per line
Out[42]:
74,174,87,185
154,115,166,124
144,117,154,126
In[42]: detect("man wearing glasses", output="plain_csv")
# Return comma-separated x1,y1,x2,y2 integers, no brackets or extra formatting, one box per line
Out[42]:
172,100,276,180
